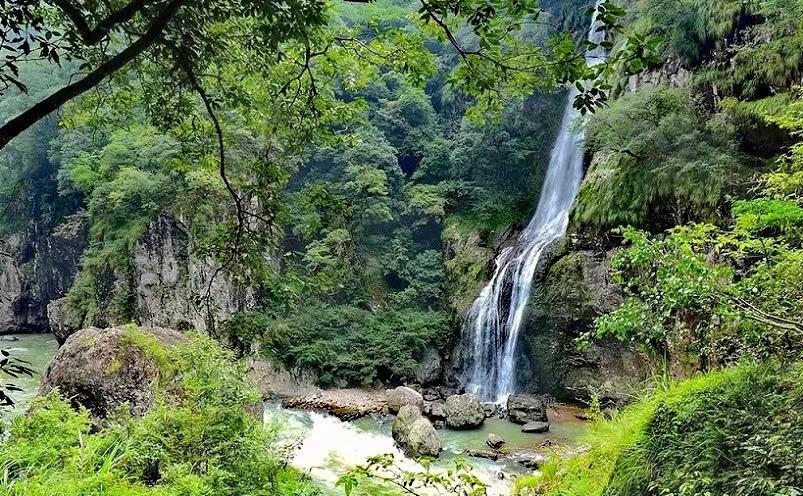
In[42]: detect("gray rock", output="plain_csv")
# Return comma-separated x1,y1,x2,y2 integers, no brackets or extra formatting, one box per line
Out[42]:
519,248,655,406
40,326,186,422
510,450,549,470
387,386,424,414
522,421,550,433
445,394,485,429
465,448,500,461
245,357,318,400
507,394,548,424
415,347,443,385
424,400,446,420
392,405,442,458
487,433,505,449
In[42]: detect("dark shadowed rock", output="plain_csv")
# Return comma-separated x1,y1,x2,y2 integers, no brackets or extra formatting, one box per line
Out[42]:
415,347,443,385
387,386,424,414
445,394,485,429
522,421,550,433
507,394,548,424
520,248,654,406
392,405,442,458
40,326,186,422
487,433,505,449
424,400,446,420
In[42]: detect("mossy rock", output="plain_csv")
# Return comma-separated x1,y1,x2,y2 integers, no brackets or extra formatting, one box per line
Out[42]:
40,325,186,422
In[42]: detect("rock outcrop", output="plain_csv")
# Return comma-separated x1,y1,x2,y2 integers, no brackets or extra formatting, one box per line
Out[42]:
507,394,548,424
387,386,424,414
520,247,653,405
392,405,442,458
444,393,485,429
0,213,87,335
414,347,443,385
245,357,319,400
40,326,186,421
47,215,258,343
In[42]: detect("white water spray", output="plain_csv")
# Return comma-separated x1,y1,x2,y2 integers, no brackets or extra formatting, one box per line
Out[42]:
461,2,608,403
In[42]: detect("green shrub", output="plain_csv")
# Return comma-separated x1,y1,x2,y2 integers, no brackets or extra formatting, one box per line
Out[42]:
227,305,449,387
521,363,803,496
574,87,747,232
0,333,319,496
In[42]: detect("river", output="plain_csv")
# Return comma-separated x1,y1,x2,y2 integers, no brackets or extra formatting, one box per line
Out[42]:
3,333,585,495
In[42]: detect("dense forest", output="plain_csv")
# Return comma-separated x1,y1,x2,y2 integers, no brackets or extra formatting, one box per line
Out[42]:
0,0,802,495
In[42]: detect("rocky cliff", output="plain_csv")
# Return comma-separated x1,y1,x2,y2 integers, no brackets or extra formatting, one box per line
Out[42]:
48,215,257,343
0,213,87,334
520,244,653,405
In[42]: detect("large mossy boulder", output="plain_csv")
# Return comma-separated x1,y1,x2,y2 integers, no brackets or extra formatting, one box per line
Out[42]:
444,394,485,429
392,405,442,458
40,326,186,421
387,386,424,414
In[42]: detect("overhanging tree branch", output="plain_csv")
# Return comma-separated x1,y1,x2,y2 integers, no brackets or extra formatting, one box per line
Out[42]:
50,0,163,45
0,0,185,150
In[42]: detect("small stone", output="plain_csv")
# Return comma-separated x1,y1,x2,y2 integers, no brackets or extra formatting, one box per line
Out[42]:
522,421,550,433
487,433,505,450
465,448,500,461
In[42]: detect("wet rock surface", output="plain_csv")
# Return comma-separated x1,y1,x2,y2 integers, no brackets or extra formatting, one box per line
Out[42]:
392,405,442,458
507,394,548,424
445,393,486,429
522,421,550,433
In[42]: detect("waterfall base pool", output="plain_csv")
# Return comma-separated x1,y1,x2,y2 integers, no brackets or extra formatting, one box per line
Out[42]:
265,403,587,495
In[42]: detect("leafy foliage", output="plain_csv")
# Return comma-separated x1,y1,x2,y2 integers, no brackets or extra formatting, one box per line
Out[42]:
520,363,803,496
0,332,319,496
574,87,746,232
225,305,449,387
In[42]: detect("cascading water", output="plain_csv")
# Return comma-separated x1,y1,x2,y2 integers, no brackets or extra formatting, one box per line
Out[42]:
461,2,608,403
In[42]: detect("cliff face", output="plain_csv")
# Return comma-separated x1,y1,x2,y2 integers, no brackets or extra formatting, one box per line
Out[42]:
0,214,87,334
519,246,653,405
131,216,256,331
48,215,257,343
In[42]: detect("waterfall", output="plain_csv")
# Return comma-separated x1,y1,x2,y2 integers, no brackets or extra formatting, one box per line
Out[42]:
460,2,608,403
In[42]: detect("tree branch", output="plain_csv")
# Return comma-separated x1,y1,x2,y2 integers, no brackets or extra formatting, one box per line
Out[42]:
0,0,185,151
49,0,162,45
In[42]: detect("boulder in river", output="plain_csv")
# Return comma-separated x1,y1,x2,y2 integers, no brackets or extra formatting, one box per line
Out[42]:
424,400,446,420
507,394,548,424
487,433,505,450
40,326,186,422
387,386,424,413
444,393,485,429
522,421,550,433
392,405,442,458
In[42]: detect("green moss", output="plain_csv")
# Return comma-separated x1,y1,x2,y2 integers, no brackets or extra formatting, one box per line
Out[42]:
119,326,178,382
442,216,495,317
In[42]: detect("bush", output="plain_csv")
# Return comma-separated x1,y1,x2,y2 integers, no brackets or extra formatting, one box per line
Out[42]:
521,362,803,496
227,305,449,387
0,333,319,496
574,87,746,232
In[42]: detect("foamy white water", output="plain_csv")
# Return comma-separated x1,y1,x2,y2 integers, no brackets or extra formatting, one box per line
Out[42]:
265,405,513,495
461,1,608,403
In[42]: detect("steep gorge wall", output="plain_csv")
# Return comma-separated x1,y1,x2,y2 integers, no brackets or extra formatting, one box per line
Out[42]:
48,215,257,343
0,214,87,334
